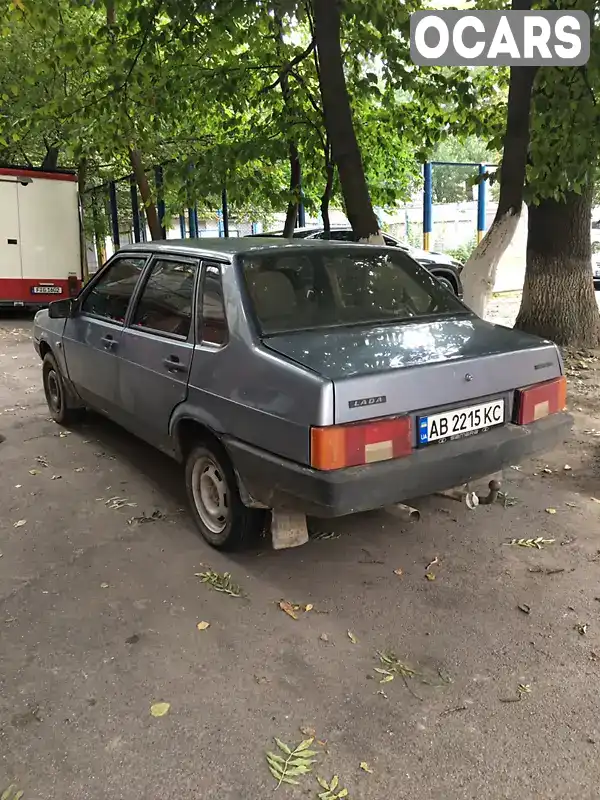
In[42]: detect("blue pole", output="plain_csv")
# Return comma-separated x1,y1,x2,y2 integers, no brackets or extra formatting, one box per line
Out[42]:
108,181,120,251
179,213,186,239
188,208,196,237
423,162,432,250
154,165,166,238
194,206,199,237
130,175,141,243
477,163,487,243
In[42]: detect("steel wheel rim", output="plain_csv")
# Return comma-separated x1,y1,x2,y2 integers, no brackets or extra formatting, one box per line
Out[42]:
45,369,62,414
191,455,229,535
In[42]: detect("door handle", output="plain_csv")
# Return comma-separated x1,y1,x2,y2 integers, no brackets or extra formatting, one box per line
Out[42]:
101,335,116,350
163,356,187,373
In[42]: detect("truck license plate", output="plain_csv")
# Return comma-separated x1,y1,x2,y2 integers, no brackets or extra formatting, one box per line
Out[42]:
418,399,505,446
31,286,61,294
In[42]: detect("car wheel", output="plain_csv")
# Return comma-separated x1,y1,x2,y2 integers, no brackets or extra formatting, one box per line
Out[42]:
435,275,456,295
185,442,265,550
42,352,82,426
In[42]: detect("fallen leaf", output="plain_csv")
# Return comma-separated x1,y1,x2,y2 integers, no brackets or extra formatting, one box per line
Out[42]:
542,467,553,474
28,469,40,476
196,621,210,631
545,508,557,515
564,465,572,471
74,467,85,473
319,633,330,643
360,761,373,774
576,623,588,636
347,630,358,644
13,520,26,528
150,702,170,717
100,582,109,589
304,603,314,612
393,568,403,577
51,475,62,480
518,603,531,615
279,600,299,620
425,572,436,581
14,484,21,489
510,465,521,471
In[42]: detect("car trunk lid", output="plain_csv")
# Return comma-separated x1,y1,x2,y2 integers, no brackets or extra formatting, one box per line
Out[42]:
262,315,563,426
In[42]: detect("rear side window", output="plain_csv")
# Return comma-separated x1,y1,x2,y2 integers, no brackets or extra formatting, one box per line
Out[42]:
81,256,146,324
200,264,228,346
241,247,466,335
131,258,198,338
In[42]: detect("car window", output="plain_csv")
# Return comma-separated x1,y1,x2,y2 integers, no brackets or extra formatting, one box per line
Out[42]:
326,230,357,242
241,247,466,335
200,264,228,346
131,258,198,338
81,256,146,324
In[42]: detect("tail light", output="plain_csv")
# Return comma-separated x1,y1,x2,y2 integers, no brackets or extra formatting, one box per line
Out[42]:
310,416,412,471
514,376,567,425
67,275,80,297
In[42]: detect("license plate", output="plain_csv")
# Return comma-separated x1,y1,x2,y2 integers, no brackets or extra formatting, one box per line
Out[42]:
31,286,61,294
418,399,505,446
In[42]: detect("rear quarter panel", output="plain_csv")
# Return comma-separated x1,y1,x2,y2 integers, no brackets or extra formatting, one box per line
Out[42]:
172,259,333,465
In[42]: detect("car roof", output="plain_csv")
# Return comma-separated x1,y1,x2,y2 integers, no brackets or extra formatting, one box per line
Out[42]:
120,237,386,260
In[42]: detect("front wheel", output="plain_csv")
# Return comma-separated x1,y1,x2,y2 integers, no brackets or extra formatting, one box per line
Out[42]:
42,352,83,426
185,442,265,550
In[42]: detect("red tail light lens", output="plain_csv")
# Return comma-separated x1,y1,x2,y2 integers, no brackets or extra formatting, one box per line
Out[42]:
514,376,567,425
311,416,413,471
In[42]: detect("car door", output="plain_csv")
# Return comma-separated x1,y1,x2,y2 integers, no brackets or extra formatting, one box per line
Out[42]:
117,254,199,451
62,254,148,416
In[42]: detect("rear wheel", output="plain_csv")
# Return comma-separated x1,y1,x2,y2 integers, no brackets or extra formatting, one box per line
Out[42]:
185,442,265,550
42,352,82,426
435,274,456,295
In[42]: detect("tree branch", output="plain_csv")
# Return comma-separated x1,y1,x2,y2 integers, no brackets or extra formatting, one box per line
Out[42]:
260,39,315,94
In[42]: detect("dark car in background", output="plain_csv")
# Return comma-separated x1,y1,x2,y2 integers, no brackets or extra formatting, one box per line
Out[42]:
247,225,464,297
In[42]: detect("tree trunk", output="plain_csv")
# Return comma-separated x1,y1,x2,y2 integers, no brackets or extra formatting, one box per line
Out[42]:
321,142,335,237
106,0,116,26
283,141,300,237
312,0,381,242
460,0,535,316
129,148,162,241
77,158,89,281
515,186,599,347
41,146,59,170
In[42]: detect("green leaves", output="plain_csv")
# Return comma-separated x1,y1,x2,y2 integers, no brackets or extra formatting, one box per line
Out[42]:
1,786,24,800
504,537,555,549
196,569,244,597
317,775,349,799
266,737,318,788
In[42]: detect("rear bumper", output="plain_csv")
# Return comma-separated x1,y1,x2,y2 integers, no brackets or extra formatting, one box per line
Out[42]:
225,412,573,518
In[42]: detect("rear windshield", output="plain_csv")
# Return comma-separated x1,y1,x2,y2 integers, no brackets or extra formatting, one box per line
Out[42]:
240,247,466,335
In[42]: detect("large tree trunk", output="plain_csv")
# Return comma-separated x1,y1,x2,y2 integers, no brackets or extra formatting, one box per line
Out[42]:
312,0,381,242
129,148,162,241
515,185,600,346
283,141,300,237
460,0,535,317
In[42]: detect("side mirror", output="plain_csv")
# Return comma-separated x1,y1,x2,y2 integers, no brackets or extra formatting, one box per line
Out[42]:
48,298,74,319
